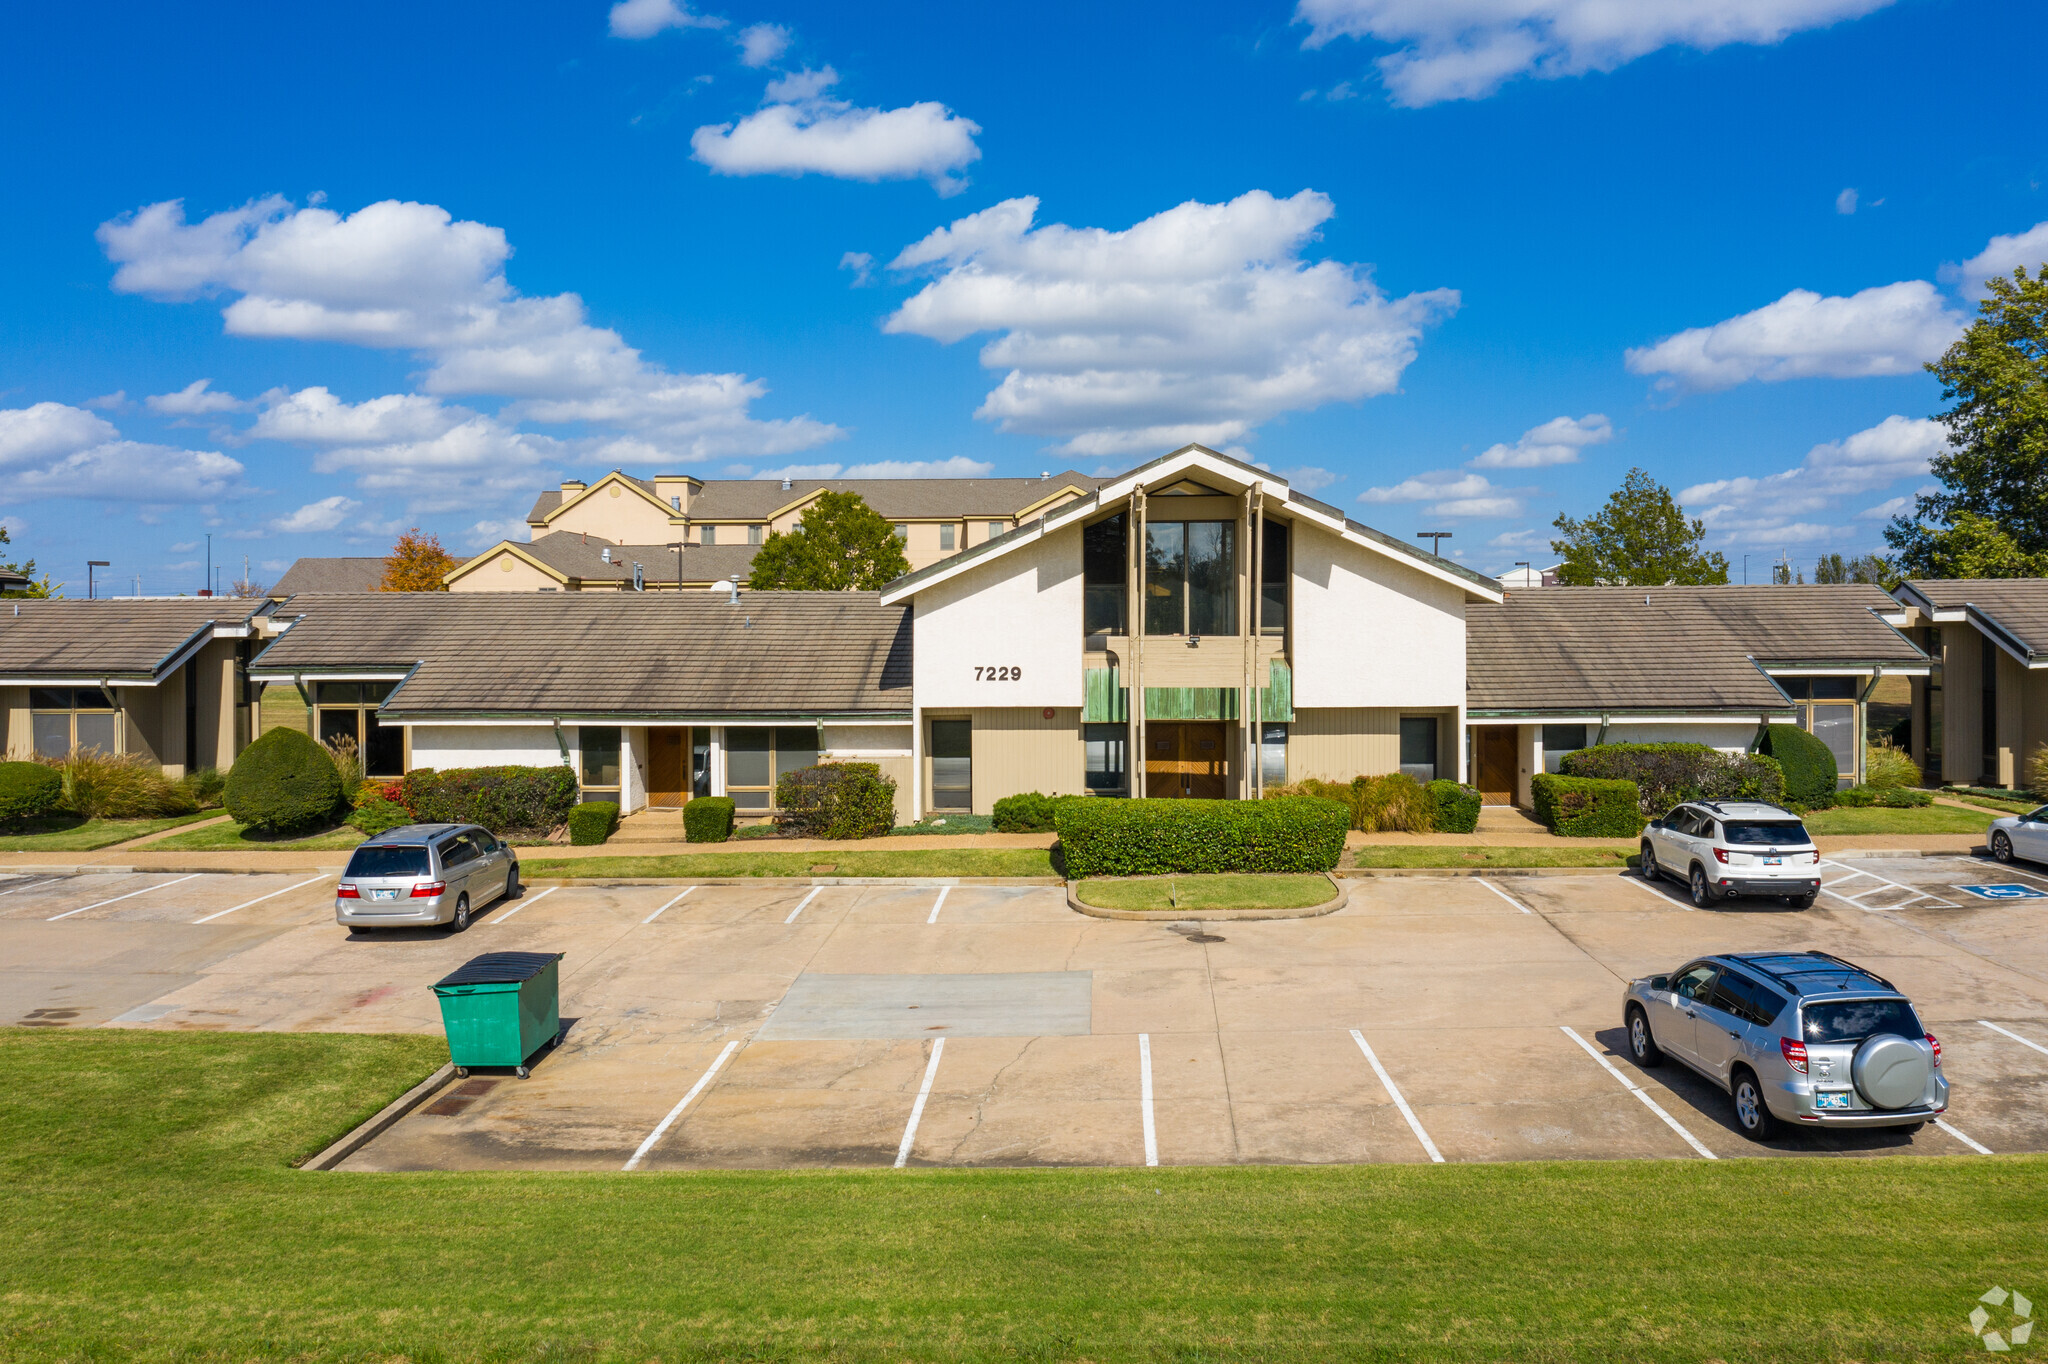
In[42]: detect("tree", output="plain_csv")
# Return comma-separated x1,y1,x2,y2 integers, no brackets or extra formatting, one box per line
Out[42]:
746,491,910,591
1887,264,2048,569
1813,552,1899,588
1549,467,1729,586
0,523,53,597
379,529,456,592
1892,511,2048,581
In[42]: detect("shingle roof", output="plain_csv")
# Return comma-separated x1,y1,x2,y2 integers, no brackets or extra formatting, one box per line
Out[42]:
250,591,912,717
0,599,265,681
504,533,759,585
271,557,386,595
1900,578,2048,661
526,472,1101,525
1468,585,1925,713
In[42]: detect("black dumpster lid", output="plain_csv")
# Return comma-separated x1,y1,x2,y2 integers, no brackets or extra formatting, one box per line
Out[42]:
433,951,564,987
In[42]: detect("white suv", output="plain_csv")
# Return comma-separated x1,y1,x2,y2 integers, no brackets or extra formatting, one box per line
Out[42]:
1639,800,1821,908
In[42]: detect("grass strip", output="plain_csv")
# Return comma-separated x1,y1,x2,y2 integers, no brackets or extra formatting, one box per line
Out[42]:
1353,845,1633,868
1946,792,2038,816
1074,872,1334,911
4,1027,2046,1363
1801,804,1994,835
523,847,1056,878
148,819,368,851
0,809,221,852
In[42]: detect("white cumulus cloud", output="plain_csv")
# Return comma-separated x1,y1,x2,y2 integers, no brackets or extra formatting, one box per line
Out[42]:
146,379,248,416
1470,413,1612,468
841,457,995,479
1949,220,2048,299
692,68,982,194
1678,414,1949,547
1836,187,1859,215
0,401,243,501
1278,465,1342,492
1358,469,1520,518
736,21,791,66
271,496,362,534
1296,0,1894,106
882,190,1458,457
609,0,725,40
1625,281,1963,393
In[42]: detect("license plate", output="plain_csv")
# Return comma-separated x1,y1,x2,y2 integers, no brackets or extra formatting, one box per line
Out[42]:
1815,1091,1852,1110
371,888,397,902
1765,857,1783,865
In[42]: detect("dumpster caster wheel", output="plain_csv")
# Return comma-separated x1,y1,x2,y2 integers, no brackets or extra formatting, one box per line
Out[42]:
516,1065,530,1078
455,1067,469,1078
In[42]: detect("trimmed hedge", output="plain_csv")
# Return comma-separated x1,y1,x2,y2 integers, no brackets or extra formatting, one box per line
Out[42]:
684,796,735,843
1427,779,1481,834
1265,774,1434,832
224,727,344,833
1834,784,1934,808
1760,724,1837,806
1531,773,1644,838
0,760,63,826
1056,796,1349,877
1559,742,1784,816
396,765,579,838
568,801,619,845
993,791,1060,833
773,762,898,840
347,782,414,836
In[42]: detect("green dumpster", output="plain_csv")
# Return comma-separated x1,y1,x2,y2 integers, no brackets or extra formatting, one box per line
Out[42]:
431,951,563,1077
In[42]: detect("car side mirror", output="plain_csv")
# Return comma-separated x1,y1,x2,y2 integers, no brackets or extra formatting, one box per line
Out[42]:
1648,819,1664,830
1648,974,1669,991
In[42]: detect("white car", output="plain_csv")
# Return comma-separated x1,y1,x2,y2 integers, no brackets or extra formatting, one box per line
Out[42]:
1639,800,1822,909
1989,805,2048,867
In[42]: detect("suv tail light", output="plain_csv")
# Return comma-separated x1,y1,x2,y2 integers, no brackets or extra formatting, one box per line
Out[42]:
1781,1037,1809,1073
410,881,446,898
1713,848,1730,864
337,884,360,899
1927,1034,1942,1067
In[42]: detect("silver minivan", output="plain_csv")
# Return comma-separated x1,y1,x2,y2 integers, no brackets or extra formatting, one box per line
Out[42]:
335,823,520,931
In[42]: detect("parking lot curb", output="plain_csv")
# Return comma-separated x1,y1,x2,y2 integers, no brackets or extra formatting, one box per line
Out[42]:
528,875,1066,887
1067,874,1348,920
299,1062,457,1172
0,863,340,877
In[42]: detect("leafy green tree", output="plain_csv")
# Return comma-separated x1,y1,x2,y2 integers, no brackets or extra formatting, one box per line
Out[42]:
1549,467,1729,586
746,491,910,591
0,523,53,597
1813,552,1900,588
1887,265,2048,570
1893,511,2048,580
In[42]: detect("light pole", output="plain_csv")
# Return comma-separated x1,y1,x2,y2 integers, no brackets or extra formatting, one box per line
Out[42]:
1742,553,1750,585
1514,560,1531,586
666,542,684,590
1416,531,1452,556
87,560,109,599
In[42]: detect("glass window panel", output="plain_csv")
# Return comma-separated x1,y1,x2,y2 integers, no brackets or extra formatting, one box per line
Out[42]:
1399,716,1438,780
725,729,771,789
1809,677,1859,700
1261,723,1287,788
1808,704,1856,786
930,718,972,808
893,524,908,540
1541,723,1587,774
731,787,771,809
1777,678,1812,699
32,713,70,758
318,709,361,748
939,524,956,551
315,681,364,705
1185,521,1235,636
74,712,116,754
1144,522,1186,635
987,521,1005,539
580,726,622,788
75,689,114,710
929,719,972,760
363,681,397,704
1083,514,1127,636
1084,723,1126,793
701,525,717,546
364,718,405,778
1260,521,1288,633
748,524,763,545
691,730,711,798
29,688,70,710
774,726,818,780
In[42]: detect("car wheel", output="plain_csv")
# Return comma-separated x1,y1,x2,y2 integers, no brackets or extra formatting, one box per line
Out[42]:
1993,831,2014,864
1627,1005,1664,1067
1788,892,1817,909
504,863,521,899
449,895,470,932
1639,843,1660,883
1732,1068,1777,1141
1690,865,1716,908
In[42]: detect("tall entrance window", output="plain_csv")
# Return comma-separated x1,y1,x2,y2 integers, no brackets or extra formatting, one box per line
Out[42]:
1779,677,1858,787
315,682,403,777
1399,716,1439,782
1981,635,1999,783
1260,723,1288,788
1083,513,1127,635
31,688,116,758
579,726,622,801
1921,627,1943,778
1084,722,1127,793
930,719,972,810
1260,520,1289,634
725,726,818,810
1145,521,1235,636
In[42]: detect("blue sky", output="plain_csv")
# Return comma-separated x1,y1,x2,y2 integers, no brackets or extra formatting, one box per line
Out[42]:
3,0,2045,593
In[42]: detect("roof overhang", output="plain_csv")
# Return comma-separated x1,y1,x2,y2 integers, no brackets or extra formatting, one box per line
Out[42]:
375,710,914,725
1761,664,1931,677
0,615,256,688
1889,585,2044,667
443,541,572,588
540,471,685,529
1467,710,1793,724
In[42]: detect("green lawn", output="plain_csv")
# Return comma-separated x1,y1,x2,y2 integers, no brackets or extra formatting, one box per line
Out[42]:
1075,872,1335,911
5,1028,2046,1362
524,847,1057,878
1946,792,2039,816
148,819,367,851
0,809,221,852
1353,845,1634,869
1802,803,1995,836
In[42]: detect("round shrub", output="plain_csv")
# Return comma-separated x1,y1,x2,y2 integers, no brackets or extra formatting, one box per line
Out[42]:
1863,741,1922,790
685,796,736,843
1426,779,1482,834
993,791,1058,833
568,801,619,845
1759,724,1837,805
0,761,63,827
224,727,344,833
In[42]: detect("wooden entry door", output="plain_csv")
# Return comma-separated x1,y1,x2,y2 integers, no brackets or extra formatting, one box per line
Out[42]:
647,727,687,808
1146,722,1228,798
1476,727,1517,805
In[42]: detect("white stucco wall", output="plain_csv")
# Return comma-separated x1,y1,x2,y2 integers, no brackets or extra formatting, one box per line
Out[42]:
824,722,913,756
1291,524,1468,709
408,724,564,771
1602,721,1757,753
912,526,1084,709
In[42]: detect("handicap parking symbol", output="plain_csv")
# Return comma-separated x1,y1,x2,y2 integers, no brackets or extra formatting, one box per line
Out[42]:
1955,884,2048,901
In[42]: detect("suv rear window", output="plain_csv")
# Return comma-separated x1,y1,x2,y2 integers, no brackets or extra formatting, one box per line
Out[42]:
1721,820,1810,845
345,844,431,879
1802,998,1923,1043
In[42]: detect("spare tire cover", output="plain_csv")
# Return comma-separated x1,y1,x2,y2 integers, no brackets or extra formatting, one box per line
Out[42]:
1853,1033,1929,1109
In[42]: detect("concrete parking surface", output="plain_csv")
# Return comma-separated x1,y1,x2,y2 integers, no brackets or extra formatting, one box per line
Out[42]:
5,855,2048,1171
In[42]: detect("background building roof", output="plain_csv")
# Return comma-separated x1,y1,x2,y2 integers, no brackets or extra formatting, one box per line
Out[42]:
271,557,386,596
0,599,264,681
526,472,1101,526
485,533,759,586
1899,578,2048,660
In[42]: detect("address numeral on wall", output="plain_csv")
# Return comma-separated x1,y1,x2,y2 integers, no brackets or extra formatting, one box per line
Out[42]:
973,666,1023,681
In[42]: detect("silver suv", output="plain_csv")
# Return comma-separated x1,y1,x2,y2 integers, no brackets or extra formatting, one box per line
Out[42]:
336,823,520,931
1639,800,1821,907
1624,951,1948,1140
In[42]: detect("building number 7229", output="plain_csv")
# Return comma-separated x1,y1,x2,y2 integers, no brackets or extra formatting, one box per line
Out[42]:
974,666,1022,681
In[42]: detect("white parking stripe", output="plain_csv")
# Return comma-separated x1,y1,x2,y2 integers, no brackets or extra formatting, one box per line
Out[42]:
1559,1026,1717,1159
1473,877,1532,915
1138,1032,1158,1167
0,875,60,896
1818,860,1958,911
643,888,693,924
46,873,200,921
1621,873,1693,910
927,886,949,924
1980,1020,2048,1058
894,1037,946,1168
1350,1029,1445,1163
192,874,332,924
784,887,823,924
623,1039,741,1171
1936,1118,1993,1155
487,885,555,924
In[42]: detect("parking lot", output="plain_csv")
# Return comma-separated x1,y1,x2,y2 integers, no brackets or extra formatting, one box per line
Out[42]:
5,853,2048,1171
